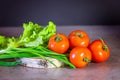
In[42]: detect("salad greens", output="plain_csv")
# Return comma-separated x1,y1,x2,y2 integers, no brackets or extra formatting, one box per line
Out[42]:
0,21,56,49
0,21,76,68
7,21,56,48
0,35,8,49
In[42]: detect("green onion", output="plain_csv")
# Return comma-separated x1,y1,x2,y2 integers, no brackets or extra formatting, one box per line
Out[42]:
0,61,21,66
0,46,76,68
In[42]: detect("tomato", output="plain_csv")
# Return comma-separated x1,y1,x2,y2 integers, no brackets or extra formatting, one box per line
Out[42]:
68,30,90,49
88,39,110,63
48,33,69,54
69,47,92,68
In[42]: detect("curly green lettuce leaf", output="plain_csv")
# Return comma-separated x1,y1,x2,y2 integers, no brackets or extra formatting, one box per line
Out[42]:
7,22,43,48
7,37,22,48
0,35,8,49
7,21,56,48
20,21,43,43
24,21,56,47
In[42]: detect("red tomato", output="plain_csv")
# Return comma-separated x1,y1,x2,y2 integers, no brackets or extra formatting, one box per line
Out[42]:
88,39,110,63
48,33,69,54
68,30,90,49
69,47,92,68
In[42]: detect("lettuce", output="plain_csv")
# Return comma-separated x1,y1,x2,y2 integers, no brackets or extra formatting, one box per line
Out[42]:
0,35,8,49
7,21,56,48
23,21,56,47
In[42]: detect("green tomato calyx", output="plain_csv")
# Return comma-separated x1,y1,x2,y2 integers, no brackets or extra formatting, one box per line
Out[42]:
83,57,91,62
75,32,83,38
55,35,62,42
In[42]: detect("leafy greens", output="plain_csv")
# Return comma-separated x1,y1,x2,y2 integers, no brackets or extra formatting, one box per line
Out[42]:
4,21,56,49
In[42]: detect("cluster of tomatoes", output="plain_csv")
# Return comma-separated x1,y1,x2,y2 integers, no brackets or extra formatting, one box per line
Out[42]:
48,30,110,68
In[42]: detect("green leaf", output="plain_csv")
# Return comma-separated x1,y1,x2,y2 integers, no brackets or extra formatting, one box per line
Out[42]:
7,21,56,48
24,21,56,47
20,21,43,43
0,35,8,49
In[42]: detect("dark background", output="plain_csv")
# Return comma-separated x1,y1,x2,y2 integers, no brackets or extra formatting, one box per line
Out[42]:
0,0,120,26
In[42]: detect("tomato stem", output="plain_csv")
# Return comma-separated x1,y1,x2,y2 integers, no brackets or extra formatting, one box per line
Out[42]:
55,35,62,42
83,57,91,62
102,45,108,51
100,38,108,52
75,32,83,38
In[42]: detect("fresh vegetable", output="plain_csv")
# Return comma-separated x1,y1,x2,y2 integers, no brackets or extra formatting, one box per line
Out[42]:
0,35,8,49
68,30,90,49
0,46,75,68
69,47,92,68
7,21,56,48
88,39,110,63
48,33,69,54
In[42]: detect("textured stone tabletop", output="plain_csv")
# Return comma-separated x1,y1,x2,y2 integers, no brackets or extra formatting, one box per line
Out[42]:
0,26,120,80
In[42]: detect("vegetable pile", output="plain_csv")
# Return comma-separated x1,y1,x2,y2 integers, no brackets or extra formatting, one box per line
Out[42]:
0,21,110,68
